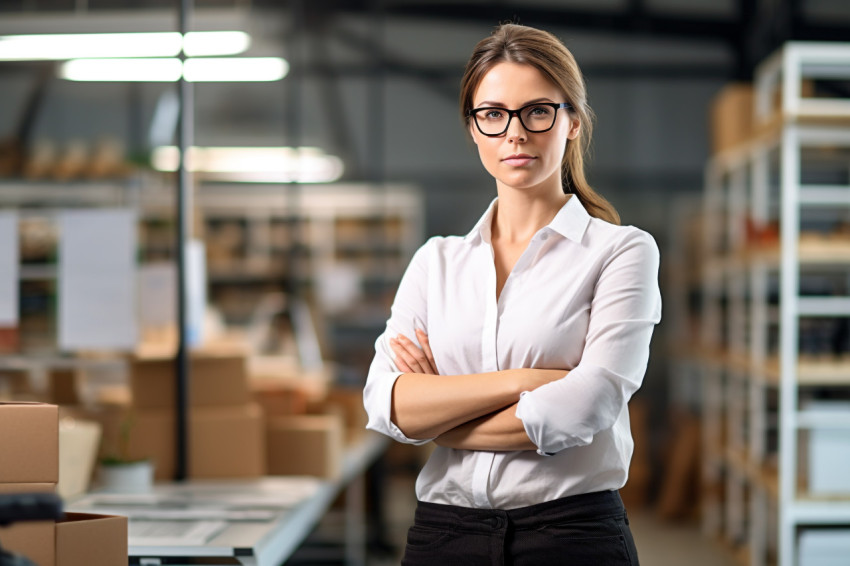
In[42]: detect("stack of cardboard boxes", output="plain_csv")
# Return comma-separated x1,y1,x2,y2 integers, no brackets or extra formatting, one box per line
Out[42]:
250,357,369,479
21,348,368,489
62,350,266,482
121,350,266,481
0,401,126,566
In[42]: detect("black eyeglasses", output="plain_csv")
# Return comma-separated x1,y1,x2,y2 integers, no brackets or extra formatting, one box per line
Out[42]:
467,102,572,137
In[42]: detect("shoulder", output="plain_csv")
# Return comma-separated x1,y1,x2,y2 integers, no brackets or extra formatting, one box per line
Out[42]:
584,219,660,269
587,219,658,252
407,234,468,268
414,234,471,258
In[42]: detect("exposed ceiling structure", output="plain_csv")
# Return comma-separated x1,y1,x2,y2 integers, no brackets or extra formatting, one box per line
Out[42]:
4,0,850,80
2,0,850,202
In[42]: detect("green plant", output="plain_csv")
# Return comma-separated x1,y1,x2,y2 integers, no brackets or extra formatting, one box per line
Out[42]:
100,412,148,466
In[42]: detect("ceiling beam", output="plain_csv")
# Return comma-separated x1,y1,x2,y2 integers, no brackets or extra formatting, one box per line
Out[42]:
334,1,740,43
301,61,732,81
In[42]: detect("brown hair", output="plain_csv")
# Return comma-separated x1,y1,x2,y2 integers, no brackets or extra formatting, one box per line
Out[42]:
460,23,620,225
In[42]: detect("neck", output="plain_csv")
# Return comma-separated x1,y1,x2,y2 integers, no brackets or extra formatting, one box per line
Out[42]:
492,185,570,244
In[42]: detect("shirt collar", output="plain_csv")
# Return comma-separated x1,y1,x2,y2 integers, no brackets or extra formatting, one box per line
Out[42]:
548,194,591,243
463,195,591,245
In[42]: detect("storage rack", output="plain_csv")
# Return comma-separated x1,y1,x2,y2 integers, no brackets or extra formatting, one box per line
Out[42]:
0,179,423,369
700,42,850,566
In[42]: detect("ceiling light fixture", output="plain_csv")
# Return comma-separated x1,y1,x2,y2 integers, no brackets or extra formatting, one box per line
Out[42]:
151,146,345,184
59,57,288,82
0,31,250,60
61,58,182,82
183,57,288,82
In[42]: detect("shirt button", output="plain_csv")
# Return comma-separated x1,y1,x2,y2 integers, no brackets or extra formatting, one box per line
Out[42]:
540,233,549,241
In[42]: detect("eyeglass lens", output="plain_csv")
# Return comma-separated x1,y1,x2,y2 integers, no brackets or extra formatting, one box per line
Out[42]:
472,104,559,136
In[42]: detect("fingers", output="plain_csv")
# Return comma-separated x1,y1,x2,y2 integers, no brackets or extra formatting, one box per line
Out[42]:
415,328,438,374
392,343,414,373
390,337,422,373
390,333,437,374
403,332,437,374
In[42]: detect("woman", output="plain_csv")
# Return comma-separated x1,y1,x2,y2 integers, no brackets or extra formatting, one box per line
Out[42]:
363,23,661,565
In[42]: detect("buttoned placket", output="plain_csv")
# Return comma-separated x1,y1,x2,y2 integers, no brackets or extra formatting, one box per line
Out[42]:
471,229,550,509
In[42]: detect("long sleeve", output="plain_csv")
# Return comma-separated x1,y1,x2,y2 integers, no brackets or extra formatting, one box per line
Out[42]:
515,229,662,455
363,240,435,445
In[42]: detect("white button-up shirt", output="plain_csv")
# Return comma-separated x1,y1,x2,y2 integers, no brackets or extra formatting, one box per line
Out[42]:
363,195,662,510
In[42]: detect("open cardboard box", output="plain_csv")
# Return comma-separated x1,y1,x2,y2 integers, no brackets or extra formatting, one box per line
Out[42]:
0,508,126,566
0,482,56,566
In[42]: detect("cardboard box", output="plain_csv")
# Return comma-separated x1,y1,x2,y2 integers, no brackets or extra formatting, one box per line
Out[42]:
2,511,127,566
266,414,343,479
49,369,80,405
0,370,30,399
324,387,369,441
0,482,57,566
55,513,127,566
186,404,265,480
0,327,19,354
709,83,753,155
248,355,331,403
0,402,58,483
66,403,266,481
253,386,309,418
130,352,250,410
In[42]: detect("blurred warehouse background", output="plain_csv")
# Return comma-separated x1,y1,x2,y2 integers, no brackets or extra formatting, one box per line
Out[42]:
2,1,850,566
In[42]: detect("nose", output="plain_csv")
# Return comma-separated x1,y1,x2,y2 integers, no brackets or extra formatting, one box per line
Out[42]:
505,111,527,143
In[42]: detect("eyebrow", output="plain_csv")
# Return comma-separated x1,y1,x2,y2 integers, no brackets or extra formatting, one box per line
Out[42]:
474,97,556,108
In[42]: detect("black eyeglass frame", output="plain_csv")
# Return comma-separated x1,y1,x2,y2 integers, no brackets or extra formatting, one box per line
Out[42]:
467,102,573,137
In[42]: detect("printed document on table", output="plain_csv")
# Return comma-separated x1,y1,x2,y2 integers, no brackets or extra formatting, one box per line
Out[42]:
129,520,228,546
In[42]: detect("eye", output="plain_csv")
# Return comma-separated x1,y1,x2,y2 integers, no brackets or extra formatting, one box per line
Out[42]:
525,105,552,119
478,108,506,121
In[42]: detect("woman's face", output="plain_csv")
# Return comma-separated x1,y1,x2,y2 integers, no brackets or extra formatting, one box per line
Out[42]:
469,61,579,195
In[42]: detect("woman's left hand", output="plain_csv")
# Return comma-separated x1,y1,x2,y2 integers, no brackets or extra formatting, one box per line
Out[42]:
390,328,439,375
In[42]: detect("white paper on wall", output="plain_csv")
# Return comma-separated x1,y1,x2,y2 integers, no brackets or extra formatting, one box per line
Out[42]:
58,209,138,350
0,211,18,326
185,239,207,347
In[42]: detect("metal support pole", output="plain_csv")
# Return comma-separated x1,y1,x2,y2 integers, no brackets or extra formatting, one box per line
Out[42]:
175,0,194,482
283,0,304,299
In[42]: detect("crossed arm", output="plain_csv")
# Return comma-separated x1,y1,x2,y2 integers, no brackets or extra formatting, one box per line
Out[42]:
389,330,567,451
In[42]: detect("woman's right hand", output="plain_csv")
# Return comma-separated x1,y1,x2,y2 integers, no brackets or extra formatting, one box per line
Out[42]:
390,328,439,375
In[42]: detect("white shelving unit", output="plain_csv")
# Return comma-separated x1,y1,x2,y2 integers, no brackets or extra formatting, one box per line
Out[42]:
700,42,850,566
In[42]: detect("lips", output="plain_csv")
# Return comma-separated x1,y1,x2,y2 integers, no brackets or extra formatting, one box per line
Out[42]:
502,153,536,166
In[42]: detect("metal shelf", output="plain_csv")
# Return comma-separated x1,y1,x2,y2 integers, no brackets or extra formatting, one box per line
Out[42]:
700,41,850,566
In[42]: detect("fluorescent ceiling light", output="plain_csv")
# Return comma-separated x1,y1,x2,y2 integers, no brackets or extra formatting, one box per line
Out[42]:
184,32,250,57
59,57,288,82
183,57,288,82
151,146,345,184
0,31,249,60
61,58,182,82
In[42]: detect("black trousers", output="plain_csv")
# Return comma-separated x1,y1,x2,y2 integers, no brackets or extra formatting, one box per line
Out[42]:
401,490,639,566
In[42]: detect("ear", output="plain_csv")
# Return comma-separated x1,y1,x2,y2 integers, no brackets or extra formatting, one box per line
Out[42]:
566,118,581,141
468,119,479,145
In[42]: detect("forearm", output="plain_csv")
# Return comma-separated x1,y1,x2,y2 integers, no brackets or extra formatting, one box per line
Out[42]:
391,370,520,440
434,403,536,451
390,368,565,440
